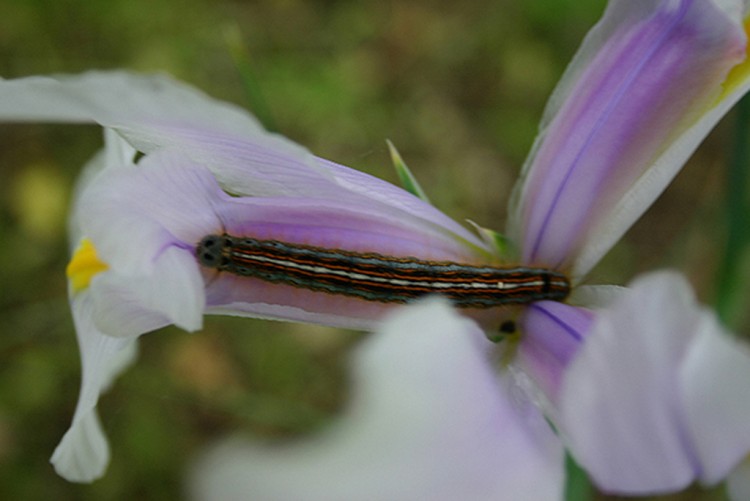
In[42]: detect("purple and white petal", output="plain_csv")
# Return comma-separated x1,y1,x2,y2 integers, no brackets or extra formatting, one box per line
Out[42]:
189,299,564,501
509,0,749,277
138,139,486,253
0,72,488,252
557,271,750,494
314,157,486,253
51,294,137,482
77,148,492,330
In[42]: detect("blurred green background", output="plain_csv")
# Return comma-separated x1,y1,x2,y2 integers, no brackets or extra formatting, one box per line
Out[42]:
0,0,747,499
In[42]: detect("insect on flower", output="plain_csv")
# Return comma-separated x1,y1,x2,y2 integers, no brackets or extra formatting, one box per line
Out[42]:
196,234,571,308
3,0,750,497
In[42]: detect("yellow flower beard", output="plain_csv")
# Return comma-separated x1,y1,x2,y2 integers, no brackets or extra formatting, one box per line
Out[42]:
66,238,109,293
718,18,750,101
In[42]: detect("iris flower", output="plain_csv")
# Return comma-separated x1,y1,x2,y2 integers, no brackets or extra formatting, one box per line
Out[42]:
3,0,750,498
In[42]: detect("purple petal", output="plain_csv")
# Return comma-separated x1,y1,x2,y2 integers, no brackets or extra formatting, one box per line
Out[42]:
557,271,750,494
315,157,484,250
517,301,594,401
188,299,565,501
124,128,486,251
509,0,749,276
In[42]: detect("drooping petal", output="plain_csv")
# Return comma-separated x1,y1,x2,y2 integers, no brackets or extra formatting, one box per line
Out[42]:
509,0,750,277
51,294,137,482
53,127,141,481
188,299,565,501
557,271,750,495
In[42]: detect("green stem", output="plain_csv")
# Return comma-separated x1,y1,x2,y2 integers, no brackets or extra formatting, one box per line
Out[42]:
716,94,750,327
565,453,594,501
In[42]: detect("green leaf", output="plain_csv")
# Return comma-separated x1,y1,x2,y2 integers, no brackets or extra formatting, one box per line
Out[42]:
466,220,515,260
387,139,431,203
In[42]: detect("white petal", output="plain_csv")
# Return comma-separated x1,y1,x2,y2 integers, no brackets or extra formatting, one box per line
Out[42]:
0,71,265,138
51,411,109,484
68,131,137,246
189,299,564,501
102,127,138,167
91,246,205,336
51,294,137,482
